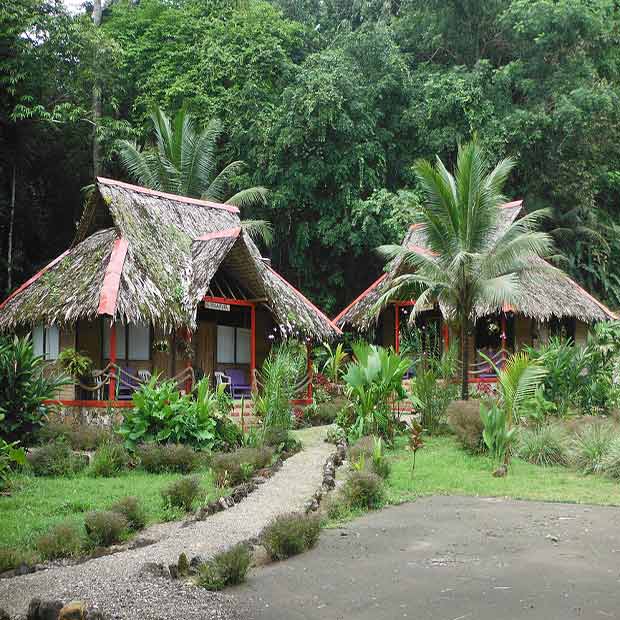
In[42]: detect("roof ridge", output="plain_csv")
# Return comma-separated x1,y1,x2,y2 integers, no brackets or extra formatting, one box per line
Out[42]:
96,177,240,214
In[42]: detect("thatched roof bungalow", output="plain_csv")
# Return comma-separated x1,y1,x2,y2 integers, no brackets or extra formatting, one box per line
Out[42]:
0,178,339,408
334,200,616,382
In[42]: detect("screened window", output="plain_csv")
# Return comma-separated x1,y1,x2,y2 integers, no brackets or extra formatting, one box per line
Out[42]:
217,326,251,364
103,323,150,360
32,325,60,360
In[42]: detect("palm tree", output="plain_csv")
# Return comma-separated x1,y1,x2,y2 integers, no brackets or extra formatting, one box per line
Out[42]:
118,106,272,245
377,139,555,400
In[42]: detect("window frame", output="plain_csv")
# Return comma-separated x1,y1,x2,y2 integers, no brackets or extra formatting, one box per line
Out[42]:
102,322,152,362
216,325,251,365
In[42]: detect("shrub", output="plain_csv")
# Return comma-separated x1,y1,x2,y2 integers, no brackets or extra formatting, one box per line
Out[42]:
36,521,83,559
348,436,375,463
342,470,384,509
0,334,68,444
315,401,343,425
198,544,251,590
517,425,569,466
27,441,86,476
89,441,130,477
137,443,199,473
0,437,26,490
39,422,112,451
261,513,320,560
118,376,222,449
601,436,620,479
325,425,346,445
570,423,614,474
263,427,300,453
161,476,203,511
211,446,274,486
0,547,38,573
84,510,128,546
110,496,146,531
448,400,486,453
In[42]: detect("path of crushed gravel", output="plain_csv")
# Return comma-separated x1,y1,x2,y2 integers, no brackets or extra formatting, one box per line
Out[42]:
0,428,332,619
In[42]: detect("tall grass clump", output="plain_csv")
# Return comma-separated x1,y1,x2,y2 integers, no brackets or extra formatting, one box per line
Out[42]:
198,544,251,590
600,436,620,479
260,513,320,560
570,424,614,474
517,425,569,466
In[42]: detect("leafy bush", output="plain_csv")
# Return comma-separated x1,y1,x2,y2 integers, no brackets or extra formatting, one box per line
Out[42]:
137,443,199,473
325,425,346,444
84,510,128,546
0,546,38,573
348,436,375,463
211,446,274,486
254,345,303,439
517,425,569,466
570,424,614,474
89,441,130,477
263,427,300,453
409,347,458,434
36,521,84,559
601,436,620,479
161,476,203,511
342,470,384,509
448,400,486,453
118,376,225,449
0,435,26,490
342,343,410,441
39,422,112,451
27,441,87,476
110,496,146,531
261,513,321,560
198,543,251,590
0,334,68,444
480,402,517,464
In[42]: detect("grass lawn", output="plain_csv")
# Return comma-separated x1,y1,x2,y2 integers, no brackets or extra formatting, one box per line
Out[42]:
386,435,620,506
0,469,225,553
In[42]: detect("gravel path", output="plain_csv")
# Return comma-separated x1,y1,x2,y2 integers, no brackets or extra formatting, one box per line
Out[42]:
0,428,332,619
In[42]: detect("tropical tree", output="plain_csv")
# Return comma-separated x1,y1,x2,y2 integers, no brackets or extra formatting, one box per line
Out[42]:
377,139,556,400
118,106,272,244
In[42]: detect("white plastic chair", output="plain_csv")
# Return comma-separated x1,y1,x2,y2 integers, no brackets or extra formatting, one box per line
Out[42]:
138,369,152,384
214,371,231,390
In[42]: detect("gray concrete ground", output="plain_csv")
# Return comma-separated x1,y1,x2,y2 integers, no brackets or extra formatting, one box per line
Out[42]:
235,496,620,620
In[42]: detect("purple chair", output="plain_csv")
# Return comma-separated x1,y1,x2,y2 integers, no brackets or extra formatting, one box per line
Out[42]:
226,369,252,399
117,367,138,400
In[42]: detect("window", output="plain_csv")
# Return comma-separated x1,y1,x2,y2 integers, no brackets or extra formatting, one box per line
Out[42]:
217,325,251,364
32,325,60,360
103,323,150,360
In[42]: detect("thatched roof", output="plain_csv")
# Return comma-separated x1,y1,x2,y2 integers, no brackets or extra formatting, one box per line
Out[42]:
0,178,339,341
334,201,617,329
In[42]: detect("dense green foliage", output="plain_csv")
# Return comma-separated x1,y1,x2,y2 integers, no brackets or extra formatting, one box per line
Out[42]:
3,0,620,313
0,335,67,443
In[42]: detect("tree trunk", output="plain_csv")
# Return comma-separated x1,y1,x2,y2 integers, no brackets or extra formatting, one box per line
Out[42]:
7,164,16,293
461,316,470,400
92,0,102,179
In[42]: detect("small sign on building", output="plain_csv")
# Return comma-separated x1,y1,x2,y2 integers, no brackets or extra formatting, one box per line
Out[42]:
205,301,231,312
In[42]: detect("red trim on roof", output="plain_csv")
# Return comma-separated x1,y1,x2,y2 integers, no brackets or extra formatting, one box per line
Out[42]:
195,227,241,242
500,200,523,209
333,273,388,325
267,266,342,335
97,238,129,316
97,177,240,214
409,223,423,230
0,250,71,310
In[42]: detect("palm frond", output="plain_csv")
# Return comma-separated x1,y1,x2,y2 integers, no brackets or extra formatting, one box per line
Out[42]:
226,186,269,209
203,160,247,202
241,219,273,247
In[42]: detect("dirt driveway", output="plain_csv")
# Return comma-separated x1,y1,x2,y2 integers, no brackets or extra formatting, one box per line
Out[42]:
234,496,620,620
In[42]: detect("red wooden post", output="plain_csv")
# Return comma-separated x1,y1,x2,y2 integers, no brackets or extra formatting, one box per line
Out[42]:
394,303,400,353
108,322,116,400
184,328,193,394
250,304,256,390
306,341,313,401
442,321,450,352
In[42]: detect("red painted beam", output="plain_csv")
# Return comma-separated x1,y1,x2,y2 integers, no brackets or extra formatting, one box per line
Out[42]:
203,296,256,308
97,238,129,316
195,227,241,241
43,399,134,408
97,177,240,214
250,304,256,390
0,250,70,310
